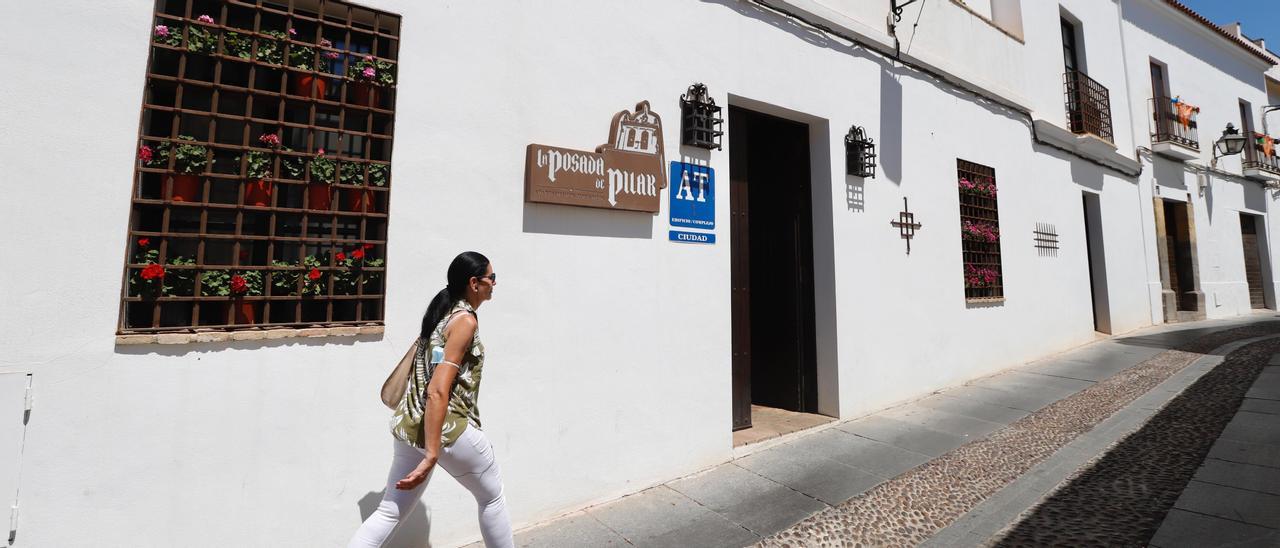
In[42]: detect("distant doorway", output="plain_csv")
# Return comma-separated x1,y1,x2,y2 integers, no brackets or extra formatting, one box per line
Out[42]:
1081,192,1111,333
1240,213,1267,309
1155,198,1203,321
729,106,819,433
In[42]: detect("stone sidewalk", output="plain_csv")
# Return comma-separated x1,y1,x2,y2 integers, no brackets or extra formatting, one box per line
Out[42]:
467,316,1277,548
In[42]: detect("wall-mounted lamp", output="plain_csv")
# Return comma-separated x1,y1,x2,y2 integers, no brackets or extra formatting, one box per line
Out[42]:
1211,123,1246,168
680,83,723,150
845,125,877,178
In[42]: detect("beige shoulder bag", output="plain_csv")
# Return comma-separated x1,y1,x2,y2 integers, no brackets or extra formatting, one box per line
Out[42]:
380,339,419,409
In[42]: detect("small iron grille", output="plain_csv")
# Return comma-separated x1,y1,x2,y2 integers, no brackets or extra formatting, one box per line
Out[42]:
1064,70,1113,142
120,0,401,334
957,159,1003,300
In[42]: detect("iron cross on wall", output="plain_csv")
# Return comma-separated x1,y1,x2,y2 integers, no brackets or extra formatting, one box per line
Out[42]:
890,197,922,254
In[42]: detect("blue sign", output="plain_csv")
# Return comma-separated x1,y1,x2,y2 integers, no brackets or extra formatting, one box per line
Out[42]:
669,230,716,244
669,162,715,230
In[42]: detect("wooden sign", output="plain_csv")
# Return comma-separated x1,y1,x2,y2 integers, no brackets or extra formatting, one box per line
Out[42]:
525,101,668,213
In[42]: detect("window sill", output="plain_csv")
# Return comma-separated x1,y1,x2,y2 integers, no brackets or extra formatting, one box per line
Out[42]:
115,324,384,345
966,297,1005,304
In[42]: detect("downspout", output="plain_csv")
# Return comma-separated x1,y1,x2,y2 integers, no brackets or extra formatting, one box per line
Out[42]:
1115,0,1160,324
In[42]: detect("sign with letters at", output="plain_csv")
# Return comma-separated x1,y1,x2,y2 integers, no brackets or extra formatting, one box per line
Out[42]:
668,162,715,230
669,230,715,244
524,101,668,213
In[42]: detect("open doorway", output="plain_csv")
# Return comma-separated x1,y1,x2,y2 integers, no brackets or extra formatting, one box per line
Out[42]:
729,106,824,443
1155,198,1204,321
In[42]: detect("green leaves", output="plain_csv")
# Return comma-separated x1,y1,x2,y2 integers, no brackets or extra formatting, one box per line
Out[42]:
309,156,336,184
200,270,232,297
340,161,364,186
256,30,288,65
368,163,388,187
186,25,217,55
167,256,197,296
172,136,210,174
289,43,316,71
223,31,253,59
246,150,272,180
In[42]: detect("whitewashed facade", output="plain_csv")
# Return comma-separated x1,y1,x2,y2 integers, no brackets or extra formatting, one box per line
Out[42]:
1,1,1277,546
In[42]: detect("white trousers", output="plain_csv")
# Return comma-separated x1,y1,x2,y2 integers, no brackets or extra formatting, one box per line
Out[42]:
348,426,514,548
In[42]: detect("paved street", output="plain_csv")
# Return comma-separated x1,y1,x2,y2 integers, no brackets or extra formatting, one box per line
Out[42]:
473,316,1280,547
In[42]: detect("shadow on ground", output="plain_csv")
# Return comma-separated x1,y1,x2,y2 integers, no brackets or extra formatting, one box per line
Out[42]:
992,334,1280,545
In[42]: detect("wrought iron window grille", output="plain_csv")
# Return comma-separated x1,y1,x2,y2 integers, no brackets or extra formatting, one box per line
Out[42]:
119,0,401,334
680,83,723,150
957,159,1004,301
845,125,877,178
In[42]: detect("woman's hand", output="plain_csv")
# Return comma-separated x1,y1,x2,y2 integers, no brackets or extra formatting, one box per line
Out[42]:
395,456,437,490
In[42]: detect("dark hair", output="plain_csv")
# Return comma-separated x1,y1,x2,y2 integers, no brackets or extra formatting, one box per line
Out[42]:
420,251,490,339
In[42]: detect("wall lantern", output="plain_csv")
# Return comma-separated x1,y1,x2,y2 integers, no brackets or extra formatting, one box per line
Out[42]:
1214,123,1246,157
680,83,723,150
845,125,877,178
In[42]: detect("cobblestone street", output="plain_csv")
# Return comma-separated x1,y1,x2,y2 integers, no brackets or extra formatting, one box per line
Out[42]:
498,316,1280,548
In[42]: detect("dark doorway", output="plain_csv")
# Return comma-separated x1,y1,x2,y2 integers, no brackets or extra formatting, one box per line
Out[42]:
1163,200,1196,311
1082,192,1110,333
1240,214,1266,309
729,106,818,431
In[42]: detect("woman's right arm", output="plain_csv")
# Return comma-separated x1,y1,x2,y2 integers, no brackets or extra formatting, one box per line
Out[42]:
394,314,476,490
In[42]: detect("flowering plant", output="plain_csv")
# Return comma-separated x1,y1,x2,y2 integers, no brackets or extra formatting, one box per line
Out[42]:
368,163,389,187
964,264,1000,288
958,177,997,197
138,141,170,169
171,136,211,174
246,133,282,179
271,255,326,296
186,14,218,54
129,238,165,296
347,55,396,87
201,270,263,297
961,220,1000,243
224,31,253,59
309,150,337,184
339,161,364,185
334,244,384,294
153,23,182,47
256,30,289,65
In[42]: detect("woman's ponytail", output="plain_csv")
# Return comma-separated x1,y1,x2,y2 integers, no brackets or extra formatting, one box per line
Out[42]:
419,251,490,339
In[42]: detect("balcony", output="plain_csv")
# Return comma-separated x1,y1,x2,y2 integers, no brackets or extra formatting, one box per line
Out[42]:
1243,133,1280,181
1148,96,1200,161
1064,70,1114,144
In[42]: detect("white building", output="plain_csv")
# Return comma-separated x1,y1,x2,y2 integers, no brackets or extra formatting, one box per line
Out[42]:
1,0,1277,546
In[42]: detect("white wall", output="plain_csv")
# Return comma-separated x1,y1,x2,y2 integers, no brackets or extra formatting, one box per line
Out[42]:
4,1,1268,546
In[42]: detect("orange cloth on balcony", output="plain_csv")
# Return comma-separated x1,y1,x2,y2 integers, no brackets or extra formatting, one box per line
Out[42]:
1266,136,1275,158
1174,101,1195,127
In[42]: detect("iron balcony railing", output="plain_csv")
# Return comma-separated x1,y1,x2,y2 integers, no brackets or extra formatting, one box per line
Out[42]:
1149,96,1199,150
1064,70,1114,142
1244,133,1280,176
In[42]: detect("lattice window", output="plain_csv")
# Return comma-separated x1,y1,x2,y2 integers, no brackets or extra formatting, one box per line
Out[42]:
957,159,1003,300
120,0,400,333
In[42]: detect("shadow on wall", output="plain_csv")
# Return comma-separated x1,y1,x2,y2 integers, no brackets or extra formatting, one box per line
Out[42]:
358,490,432,548
880,68,903,185
846,176,865,211
1068,155,1106,192
113,333,381,357
521,202,654,238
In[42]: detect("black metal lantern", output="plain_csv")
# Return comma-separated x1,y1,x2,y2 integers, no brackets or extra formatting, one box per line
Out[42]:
845,125,877,178
681,83,723,150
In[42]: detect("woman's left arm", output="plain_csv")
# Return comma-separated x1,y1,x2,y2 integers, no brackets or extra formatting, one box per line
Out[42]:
394,314,476,490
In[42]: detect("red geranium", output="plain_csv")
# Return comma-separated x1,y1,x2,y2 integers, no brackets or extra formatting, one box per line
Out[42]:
335,252,346,262
140,264,166,280
138,145,153,163
137,238,150,247
362,243,374,250
351,249,365,260
307,268,322,280
230,274,249,295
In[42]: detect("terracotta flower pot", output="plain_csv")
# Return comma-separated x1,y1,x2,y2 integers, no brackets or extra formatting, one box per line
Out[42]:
234,299,258,325
350,82,379,107
292,73,327,99
346,187,374,212
245,178,273,207
308,182,332,211
170,174,201,202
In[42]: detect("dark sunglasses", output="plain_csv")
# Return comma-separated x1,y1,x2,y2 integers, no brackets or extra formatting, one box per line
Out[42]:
477,272,497,283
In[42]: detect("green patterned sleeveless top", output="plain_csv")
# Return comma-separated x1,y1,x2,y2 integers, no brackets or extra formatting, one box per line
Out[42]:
390,300,485,449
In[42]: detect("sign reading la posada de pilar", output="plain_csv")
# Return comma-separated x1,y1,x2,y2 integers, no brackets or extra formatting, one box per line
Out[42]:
524,101,669,213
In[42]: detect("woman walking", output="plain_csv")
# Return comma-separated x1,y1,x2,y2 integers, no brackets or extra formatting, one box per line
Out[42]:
350,252,514,547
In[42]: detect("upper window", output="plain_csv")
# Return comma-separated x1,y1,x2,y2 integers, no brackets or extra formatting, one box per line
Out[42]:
957,159,1004,301
1061,17,1079,72
120,0,401,333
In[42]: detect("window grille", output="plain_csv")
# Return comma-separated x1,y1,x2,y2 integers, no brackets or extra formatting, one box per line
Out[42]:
120,0,401,333
957,159,1003,300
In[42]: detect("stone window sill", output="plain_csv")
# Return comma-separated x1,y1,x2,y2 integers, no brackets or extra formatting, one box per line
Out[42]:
116,325,384,345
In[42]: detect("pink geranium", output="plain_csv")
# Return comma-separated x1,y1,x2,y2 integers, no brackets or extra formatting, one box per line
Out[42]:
362,67,376,79
154,25,170,37
258,133,282,148
197,14,215,24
